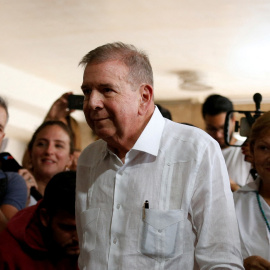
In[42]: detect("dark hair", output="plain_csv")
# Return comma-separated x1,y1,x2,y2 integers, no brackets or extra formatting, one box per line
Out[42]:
202,94,233,119
79,42,153,87
40,171,76,216
0,96,9,122
28,121,74,154
156,104,172,120
249,111,270,154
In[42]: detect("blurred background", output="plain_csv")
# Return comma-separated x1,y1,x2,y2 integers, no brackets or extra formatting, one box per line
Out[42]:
1,0,270,162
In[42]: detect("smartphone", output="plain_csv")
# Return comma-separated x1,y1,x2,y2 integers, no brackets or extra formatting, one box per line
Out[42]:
68,95,84,110
0,152,22,172
0,152,43,201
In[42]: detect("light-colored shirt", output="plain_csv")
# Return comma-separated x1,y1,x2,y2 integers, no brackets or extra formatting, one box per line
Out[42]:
222,141,252,187
234,178,270,260
76,108,244,270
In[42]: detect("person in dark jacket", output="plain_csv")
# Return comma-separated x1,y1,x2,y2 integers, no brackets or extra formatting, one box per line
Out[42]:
0,171,79,270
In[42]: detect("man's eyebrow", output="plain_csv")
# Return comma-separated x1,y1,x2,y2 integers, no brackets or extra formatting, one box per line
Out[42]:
81,83,116,90
99,83,115,88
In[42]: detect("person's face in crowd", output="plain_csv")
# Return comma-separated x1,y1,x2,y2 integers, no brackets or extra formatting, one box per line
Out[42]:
30,125,72,180
81,60,143,145
41,210,79,256
241,139,253,163
252,130,270,182
0,107,7,146
204,112,234,149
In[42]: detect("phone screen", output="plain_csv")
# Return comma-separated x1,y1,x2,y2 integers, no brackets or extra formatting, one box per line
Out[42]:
68,95,84,110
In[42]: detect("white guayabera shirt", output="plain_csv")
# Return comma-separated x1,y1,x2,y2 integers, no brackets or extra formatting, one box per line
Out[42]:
76,107,244,270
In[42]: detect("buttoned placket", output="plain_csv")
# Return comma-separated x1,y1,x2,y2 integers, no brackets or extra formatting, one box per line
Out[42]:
107,150,134,268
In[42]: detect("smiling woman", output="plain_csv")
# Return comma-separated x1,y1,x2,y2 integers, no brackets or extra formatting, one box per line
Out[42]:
22,121,74,206
234,111,270,269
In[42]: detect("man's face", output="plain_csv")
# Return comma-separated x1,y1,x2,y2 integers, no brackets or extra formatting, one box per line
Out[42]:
41,210,79,256
81,60,143,146
0,106,7,146
204,112,234,149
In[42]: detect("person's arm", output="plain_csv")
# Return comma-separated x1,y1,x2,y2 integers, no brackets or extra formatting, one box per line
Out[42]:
0,204,18,221
44,92,74,123
230,178,241,192
0,209,8,232
18,169,38,207
244,255,270,269
1,172,27,213
192,139,244,269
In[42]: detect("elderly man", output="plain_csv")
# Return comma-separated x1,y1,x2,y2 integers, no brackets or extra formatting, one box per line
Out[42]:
76,42,244,269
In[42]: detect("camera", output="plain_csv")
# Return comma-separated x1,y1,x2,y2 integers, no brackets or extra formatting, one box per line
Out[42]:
224,93,264,146
68,94,84,110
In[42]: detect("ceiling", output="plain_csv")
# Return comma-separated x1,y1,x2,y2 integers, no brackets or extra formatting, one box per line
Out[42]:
1,0,270,143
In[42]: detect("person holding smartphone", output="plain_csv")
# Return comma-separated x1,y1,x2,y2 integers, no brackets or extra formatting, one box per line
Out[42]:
0,96,27,232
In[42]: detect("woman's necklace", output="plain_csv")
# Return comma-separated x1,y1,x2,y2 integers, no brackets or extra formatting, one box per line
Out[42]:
256,191,270,233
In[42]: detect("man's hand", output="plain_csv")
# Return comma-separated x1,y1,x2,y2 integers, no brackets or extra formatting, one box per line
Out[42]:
244,255,270,270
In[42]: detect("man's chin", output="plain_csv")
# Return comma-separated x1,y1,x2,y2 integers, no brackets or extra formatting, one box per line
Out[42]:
95,129,114,140
65,248,80,256
218,142,228,149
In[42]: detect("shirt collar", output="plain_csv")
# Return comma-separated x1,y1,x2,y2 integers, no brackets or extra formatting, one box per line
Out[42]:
238,177,261,192
132,106,165,156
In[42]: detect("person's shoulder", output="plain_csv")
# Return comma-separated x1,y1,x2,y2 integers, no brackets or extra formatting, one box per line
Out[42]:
164,120,216,146
5,171,24,182
161,120,219,159
233,180,258,201
5,171,27,191
222,142,242,153
78,139,106,164
2,172,26,196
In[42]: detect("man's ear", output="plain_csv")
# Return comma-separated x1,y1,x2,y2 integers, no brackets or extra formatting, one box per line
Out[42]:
138,84,154,116
230,114,236,123
0,132,5,143
39,208,50,228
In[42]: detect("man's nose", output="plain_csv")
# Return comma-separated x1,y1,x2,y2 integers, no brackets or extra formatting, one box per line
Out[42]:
88,90,103,110
72,230,79,242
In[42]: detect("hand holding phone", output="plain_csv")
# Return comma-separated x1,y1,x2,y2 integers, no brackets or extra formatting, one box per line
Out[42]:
68,95,84,110
0,152,43,201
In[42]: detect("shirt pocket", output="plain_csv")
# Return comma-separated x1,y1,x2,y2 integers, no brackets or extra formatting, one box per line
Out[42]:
137,209,184,262
80,208,100,253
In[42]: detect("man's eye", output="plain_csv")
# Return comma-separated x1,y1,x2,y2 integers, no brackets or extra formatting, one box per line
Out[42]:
82,89,91,95
103,88,112,93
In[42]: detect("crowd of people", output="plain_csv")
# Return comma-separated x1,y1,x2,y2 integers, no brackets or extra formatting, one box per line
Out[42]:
0,41,269,269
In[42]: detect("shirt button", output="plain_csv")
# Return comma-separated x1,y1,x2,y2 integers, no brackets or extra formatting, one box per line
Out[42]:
113,238,117,244
116,204,120,209
158,229,162,233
